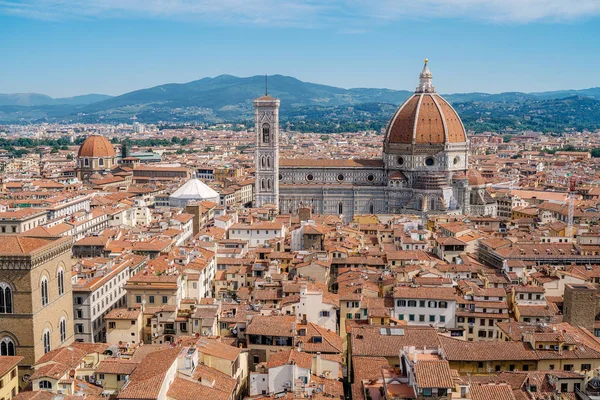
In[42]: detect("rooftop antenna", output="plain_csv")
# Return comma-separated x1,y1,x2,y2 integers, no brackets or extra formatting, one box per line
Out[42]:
265,74,268,96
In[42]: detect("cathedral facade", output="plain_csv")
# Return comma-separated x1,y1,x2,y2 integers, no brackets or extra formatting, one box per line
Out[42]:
254,61,497,220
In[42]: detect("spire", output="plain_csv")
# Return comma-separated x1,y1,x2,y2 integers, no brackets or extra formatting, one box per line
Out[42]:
416,58,435,93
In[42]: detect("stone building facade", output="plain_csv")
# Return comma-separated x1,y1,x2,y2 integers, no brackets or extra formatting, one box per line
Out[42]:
0,235,74,374
254,61,497,221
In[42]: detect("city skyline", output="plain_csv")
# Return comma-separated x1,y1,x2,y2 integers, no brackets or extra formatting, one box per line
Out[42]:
1,0,600,97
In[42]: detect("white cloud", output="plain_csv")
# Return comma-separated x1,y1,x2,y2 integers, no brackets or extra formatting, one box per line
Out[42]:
1,0,599,24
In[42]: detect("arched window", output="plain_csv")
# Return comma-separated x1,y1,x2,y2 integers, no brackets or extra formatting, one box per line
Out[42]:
99,158,104,166
430,198,435,210
261,179,265,191
369,204,374,214
267,179,272,190
57,268,64,296
262,124,270,143
0,282,12,313
338,202,343,215
39,380,52,389
41,276,49,307
84,158,89,167
43,329,51,354
0,337,15,356
60,317,67,343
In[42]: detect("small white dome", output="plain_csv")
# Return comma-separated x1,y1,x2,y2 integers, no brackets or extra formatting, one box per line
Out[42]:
169,179,219,207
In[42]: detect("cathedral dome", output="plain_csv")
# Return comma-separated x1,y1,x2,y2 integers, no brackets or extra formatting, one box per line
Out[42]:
384,60,467,147
77,135,116,158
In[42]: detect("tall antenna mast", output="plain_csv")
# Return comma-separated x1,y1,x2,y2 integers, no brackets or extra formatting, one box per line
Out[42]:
265,74,268,96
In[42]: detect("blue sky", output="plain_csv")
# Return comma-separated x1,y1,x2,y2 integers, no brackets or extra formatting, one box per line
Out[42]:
1,0,599,97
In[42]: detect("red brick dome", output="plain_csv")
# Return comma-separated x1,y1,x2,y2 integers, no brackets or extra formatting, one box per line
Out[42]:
77,135,115,158
384,60,467,147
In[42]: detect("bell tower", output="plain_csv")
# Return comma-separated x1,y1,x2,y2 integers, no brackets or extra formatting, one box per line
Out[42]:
253,86,280,209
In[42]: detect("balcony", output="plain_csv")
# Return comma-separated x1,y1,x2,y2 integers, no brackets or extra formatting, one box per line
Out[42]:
164,328,176,335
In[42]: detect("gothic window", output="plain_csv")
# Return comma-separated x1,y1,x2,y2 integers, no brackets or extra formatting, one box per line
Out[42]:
454,156,460,165
41,276,49,307
267,179,272,190
0,337,15,356
398,157,404,166
338,202,343,215
57,267,64,296
84,158,89,167
0,282,12,313
267,156,271,168
369,204,374,214
261,179,265,191
39,380,52,389
60,317,67,342
262,124,270,143
278,173,283,181
430,198,435,210
43,329,51,354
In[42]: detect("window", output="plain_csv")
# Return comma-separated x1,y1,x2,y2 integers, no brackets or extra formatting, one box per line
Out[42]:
398,300,406,307
419,315,425,322
407,300,417,307
262,124,270,143
337,174,344,182
428,301,437,308
0,337,16,356
149,295,155,304
422,388,432,397
39,380,52,390
136,295,142,304
60,318,67,342
509,364,515,371
429,315,435,322
253,355,260,364
582,364,592,371
109,322,116,329
440,315,446,323
320,311,330,317
43,329,51,354
561,383,568,392
564,364,573,372
346,313,352,319
338,202,343,215
399,314,404,320
99,158,104,166
162,296,168,304
41,276,49,307
419,300,426,307
409,314,415,321
439,301,447,308
425,157,434,166
57,267,65,296
0,282,13,313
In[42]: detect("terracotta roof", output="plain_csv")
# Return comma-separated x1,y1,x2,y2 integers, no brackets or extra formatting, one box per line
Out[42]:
414,359,454,389
470,383,516,400
117,347,180,399
279,158,384,169
0,356,23,376
247,315,296,337
267,349,312,369
0,235,69,256
167,376,230,400
385,93,466,146
77,135,116,158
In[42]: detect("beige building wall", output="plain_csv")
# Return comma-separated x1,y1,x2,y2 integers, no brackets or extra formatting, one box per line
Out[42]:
0,237,74,371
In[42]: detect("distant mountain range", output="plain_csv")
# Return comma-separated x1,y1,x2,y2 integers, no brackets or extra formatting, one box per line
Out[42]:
0,93,112,107
1,74,600,133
